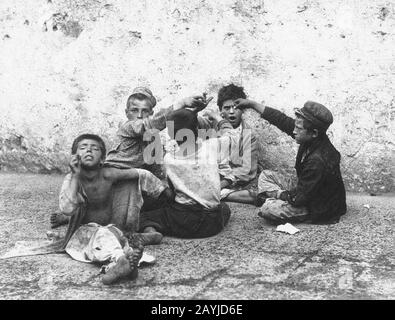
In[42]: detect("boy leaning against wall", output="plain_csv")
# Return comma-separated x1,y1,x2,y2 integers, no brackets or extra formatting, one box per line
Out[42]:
51,87,210,228
58,133,173,284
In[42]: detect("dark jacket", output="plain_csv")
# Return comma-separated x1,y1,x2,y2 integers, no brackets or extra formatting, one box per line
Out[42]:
261,107,347,223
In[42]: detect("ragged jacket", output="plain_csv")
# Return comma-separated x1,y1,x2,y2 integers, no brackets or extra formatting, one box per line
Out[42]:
104,106,174,169
198,117,259,187
261,107,347,223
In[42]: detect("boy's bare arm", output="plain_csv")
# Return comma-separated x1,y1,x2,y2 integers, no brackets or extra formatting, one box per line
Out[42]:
104,167,167,200
103,167,140,182
59,155,84,215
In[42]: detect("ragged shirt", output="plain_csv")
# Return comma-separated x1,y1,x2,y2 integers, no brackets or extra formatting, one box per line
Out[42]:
198,117,259,188
164,120,240,209
104,106,174,169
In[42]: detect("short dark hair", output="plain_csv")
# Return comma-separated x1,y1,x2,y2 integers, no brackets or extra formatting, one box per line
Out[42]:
126,93,154,109
167,109,198,143
217,83,247,110
71,134,106,160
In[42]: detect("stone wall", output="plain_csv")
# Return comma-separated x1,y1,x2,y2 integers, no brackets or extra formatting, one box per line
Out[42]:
0,0,394,192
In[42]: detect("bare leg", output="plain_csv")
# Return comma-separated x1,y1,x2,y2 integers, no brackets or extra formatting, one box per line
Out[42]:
223,190,270,207
223,190,257,205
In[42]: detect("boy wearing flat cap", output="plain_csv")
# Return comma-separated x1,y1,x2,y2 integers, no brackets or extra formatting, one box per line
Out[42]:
232,99,347,224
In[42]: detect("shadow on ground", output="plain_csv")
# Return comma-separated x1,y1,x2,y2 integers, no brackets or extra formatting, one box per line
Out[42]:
0,173,393,299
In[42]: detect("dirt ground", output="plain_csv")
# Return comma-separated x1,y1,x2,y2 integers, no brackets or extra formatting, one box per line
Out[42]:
0,172,393,300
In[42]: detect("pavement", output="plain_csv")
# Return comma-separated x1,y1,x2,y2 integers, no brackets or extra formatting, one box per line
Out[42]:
0,172,393,300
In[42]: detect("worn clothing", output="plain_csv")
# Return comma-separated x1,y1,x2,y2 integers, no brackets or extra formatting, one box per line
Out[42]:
198,117,259,188
164,138,221,209
140,120,236,238
104,106,174,169
260,107,347,223
0,170,165,262
65,223,125,263
258,170,310,224
140,202,231,238
59,169,166,243
258,169,297,195
64,223,158,274
164,120,239,209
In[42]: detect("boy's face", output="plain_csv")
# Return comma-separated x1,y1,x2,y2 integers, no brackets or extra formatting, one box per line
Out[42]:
125,99,154,121
293,117,316,144
75,139,103,169
221,99,243,129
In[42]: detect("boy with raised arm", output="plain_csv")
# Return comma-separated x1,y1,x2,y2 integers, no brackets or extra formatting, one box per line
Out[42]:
231,99,347,224
104,87,209,169
51,87,209,228
134,107,241,244
198,84,259,201
59,133,173,284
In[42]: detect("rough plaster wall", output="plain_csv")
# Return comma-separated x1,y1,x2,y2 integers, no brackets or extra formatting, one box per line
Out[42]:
0,0,394,192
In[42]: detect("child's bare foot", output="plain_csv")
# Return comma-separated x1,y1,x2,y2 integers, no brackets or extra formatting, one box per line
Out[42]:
129,232,163,246
102,247,138,285
127,241,144,280
50,212,70,229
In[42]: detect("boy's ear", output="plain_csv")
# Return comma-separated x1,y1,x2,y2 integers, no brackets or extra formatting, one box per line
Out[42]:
312,129,319,138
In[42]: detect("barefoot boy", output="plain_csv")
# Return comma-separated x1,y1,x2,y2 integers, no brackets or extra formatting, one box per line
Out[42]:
51,87,209,228
59,133,172,284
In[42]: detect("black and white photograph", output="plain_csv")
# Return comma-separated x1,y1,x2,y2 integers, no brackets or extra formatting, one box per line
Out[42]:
0,0,393,304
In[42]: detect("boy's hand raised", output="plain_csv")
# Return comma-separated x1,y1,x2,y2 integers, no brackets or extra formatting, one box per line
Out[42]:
69,154,81,175
195,92,213,112
175,94,213,113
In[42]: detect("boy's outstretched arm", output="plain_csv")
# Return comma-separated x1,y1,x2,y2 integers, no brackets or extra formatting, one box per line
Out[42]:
104,167,140,182
235,98,295,137
105,167,168,200
121,95,209,138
